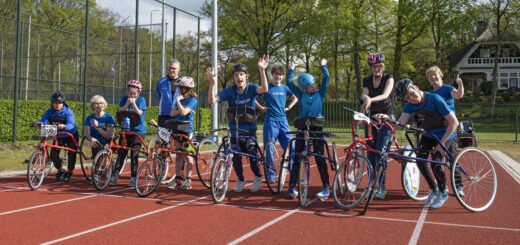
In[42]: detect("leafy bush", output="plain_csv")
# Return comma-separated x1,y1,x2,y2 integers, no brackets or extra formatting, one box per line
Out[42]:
502,92,511,102
480,81,493,96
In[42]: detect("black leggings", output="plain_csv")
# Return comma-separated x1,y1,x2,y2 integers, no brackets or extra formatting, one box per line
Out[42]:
113,134,144,177
417,137,457,191
289,128,329,189
50,131,79,171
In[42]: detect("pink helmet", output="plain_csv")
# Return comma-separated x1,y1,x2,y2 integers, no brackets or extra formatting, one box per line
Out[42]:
175,76,195,88
127,80,142,90
367,53,385,65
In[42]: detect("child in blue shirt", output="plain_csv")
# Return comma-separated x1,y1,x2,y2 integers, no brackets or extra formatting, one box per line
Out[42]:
167,76,198,190
206,55,269,192
84,95,115,161
255,63,298,183
426,65,465,196
110,80,147,187
375,79,459,209
36,91,78,182
286,58,331,200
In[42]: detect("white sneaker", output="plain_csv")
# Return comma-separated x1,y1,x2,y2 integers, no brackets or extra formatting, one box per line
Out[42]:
234,179,246,192
251,176,262,192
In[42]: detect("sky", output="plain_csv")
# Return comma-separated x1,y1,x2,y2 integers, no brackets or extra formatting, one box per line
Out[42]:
95,0,211,37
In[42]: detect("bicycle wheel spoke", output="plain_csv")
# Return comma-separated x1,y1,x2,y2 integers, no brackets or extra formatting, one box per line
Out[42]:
196,138,218,188
333,154,373,210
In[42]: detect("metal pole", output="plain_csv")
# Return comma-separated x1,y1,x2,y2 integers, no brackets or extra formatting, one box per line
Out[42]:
25,15,31,100
211,0,218,133
150,11,153,106
12,0,22,143
1,36,3,89
161,2,165,77
135,0,139,81
36,32,39,99
173,8,176,59
83,0,90,131
196,17,200,131
118,27,122,104
516,105,518,142
58,61,61,91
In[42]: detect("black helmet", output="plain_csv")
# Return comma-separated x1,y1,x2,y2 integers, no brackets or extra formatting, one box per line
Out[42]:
51,91,66,103
367,53,385,65
395,78,414,100
231,63,248,75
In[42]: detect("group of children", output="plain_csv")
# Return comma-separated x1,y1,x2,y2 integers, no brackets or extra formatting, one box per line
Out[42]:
36,52,463,209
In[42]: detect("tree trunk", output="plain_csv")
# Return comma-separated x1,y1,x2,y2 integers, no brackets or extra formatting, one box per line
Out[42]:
393,2,403,83
334,29,339,101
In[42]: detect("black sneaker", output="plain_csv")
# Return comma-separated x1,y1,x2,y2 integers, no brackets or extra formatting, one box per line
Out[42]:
63,171,72,182
56,169,65,181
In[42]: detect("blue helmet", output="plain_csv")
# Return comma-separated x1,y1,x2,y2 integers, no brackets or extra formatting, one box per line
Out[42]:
297,73,315,89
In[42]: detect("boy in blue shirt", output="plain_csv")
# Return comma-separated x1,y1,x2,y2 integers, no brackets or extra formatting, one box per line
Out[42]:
256,63,298,183
110,80,147,187
426,65,465,196
84,95,115,161
375,79,459,209
206,55,269,192
36,91,79,182
286,58,331,201
168,76,198,190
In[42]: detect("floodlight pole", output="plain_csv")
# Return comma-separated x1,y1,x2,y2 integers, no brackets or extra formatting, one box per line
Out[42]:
150,9,162,106
82,0,90,129
211,0,218,135
12,0,22,143
25,15,31,100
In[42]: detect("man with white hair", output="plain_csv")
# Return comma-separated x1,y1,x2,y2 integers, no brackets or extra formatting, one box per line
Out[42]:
157,58,182,127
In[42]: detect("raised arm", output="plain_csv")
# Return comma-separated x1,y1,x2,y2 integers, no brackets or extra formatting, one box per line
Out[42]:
451,74,464,99
286,61,302,99
206,67,220,104
318,58,330,98
256,54,269,94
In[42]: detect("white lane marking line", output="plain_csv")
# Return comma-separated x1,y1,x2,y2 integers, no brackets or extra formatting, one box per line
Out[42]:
41,195,209,245
228,208,300,245
488,150,520,184
408,206,429,245
0,188,132,216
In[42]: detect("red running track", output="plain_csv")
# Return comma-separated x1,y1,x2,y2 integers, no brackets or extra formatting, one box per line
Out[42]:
0,146,519,244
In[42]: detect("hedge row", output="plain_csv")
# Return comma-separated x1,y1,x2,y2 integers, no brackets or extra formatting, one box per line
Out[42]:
0,100,211,142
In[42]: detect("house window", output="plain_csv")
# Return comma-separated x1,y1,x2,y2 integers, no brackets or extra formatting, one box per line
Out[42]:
499,73,509,89
481,49,490,58
511,73,519,88
501,48,509,57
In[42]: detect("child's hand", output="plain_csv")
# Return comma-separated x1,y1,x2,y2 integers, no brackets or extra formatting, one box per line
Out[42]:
57,124,65,130
290,61,298,69
127,97,136,105
258,54,270,70
320,58,327,66
455,74,463,86
90,119,98,128
89,138,100,148
177,95,185,101
259,106,269,113
206,67,215,85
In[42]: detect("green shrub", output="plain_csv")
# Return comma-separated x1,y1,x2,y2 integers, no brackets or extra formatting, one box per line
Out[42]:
480,81,493,96
502,92,511,102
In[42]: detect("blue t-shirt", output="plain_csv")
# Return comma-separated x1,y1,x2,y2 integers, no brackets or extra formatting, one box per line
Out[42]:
430,84,455,112
119,96,147,134
286,65,330,117
218,83,260,133
402,92,455,140
263,83,294,122
174,97,198,133
84,113,115,144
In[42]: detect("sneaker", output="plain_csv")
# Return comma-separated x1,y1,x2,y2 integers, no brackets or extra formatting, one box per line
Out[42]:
251,176,262,192
424,189,439,207
316,187,330,201
180,178,192,190
167,176,180,189
375,185,386,199
456,185,465,197
267,177,276,184
288,187,298,199
129,177,136,187
109,175,118,186
56,169,65,181
234,179,246,192
431,190,448,209
63,171,72,182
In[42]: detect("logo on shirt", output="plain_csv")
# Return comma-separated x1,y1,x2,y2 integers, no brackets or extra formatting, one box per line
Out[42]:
270,92,285,96
235,98,251,104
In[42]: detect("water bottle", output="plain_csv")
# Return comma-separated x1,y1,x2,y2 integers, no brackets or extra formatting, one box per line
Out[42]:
123,117,130,132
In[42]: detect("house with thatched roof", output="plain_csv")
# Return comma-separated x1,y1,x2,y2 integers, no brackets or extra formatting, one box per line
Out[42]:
450,21,520,93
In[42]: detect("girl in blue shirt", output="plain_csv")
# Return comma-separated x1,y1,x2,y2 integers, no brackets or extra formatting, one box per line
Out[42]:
110,80,147,187
84,95,115,162
168,76,198,190
286,58,331,201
